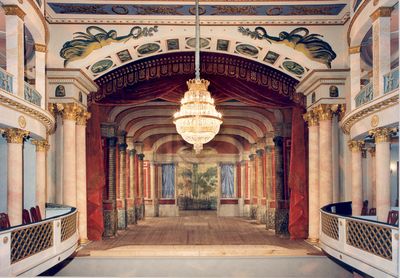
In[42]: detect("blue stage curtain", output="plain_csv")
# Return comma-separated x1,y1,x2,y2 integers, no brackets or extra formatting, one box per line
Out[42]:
221,164,234,198
162,164,175,198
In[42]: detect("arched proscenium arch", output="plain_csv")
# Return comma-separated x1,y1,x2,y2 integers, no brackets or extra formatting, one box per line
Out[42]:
91,52,303,107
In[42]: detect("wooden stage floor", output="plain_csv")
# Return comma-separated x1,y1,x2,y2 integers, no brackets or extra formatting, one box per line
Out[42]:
79,212,321,257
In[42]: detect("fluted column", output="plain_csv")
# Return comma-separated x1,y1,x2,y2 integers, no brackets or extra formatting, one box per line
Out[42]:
265,146,275,230
349,46,361,110
76,111,90,243
370,128,396,221
3,5,25,96
104,137,117,237
3,128,29,226
127,149,136,224
348,140,364,216
371,7,393,96
57,103,80,207
138,153,145,220
303,110,319,242
32,139,49,220
34,44,46,108
117,142,127,229
367,148,376,208
256,149,264,222
315,104,333,208
248,154,255,208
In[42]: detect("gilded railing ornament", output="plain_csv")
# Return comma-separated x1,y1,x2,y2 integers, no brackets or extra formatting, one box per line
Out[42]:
348,140,364,152
32,139,50,152
2,128,30,144
369,127,398,143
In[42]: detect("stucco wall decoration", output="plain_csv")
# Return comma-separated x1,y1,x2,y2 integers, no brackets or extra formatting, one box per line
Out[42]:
238,27,337,68
60,26,158,66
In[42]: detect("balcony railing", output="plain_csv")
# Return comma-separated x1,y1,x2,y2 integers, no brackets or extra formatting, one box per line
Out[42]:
320,202,399,278
0,67,13,94
0,205,78,276
24,82,42,107
384,67,399,94
355,82,373,108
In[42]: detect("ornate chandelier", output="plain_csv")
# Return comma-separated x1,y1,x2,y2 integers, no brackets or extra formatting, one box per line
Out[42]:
173,0,222,154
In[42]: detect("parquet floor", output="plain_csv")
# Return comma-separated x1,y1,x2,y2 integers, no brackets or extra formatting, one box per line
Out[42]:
79,212,321,257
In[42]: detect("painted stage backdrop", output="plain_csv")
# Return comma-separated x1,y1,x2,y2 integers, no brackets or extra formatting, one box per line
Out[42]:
177,163,218,210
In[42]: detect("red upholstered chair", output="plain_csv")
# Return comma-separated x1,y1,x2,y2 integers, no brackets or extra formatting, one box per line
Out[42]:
0,213,10,229
387,210,399,225
369,208,376,216
22,209,31,225
35,205,42,221
30,207,39,222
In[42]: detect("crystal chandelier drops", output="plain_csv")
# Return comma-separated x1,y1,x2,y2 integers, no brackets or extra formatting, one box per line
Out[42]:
173,0,222,154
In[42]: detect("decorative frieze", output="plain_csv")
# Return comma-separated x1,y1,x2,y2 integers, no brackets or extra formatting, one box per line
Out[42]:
32,140,50,152
369,127,398,143
2,128,29,144
348,140,364,152
3,5,26,19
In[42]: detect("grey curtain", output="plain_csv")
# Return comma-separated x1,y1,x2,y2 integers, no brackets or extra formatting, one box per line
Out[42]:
221,164,234,198
162,164,175,198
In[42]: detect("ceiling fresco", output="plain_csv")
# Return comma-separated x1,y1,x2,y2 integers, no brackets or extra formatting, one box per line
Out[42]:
47,3,346,16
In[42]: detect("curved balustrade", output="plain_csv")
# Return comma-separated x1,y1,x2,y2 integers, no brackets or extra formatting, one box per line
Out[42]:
0,204,78,276
320,202,399,278
0,67,13,94
384,67,399,94
355,82,373,108
24,82,42,107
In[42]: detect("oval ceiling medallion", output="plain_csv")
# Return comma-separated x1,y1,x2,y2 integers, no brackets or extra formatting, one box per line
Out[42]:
235,44,259,57
91,59,113,74
186,38,210,48
137,43,161,55
282,60,305,76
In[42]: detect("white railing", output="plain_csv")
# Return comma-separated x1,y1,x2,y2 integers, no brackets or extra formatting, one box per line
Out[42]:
383,67,399,94
24,82,41,107
320,202,399,278
0,67,13,94
0,205,78,276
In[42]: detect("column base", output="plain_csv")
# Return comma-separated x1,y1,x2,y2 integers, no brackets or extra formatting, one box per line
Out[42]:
117,209,127,229
256,205,267,224
275,208,289,236
266,207,275,230
103,201,117,237
135,205,143,221
126,198,136,224
250,205,257,220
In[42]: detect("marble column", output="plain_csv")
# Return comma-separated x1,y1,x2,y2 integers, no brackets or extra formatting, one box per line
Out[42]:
273,136,288,236
256,149,265,223
3,5,25,96
58,103,79,207
103,137,117,237
34,44,46,108
315,104,333,208
367,148,376,208
303,110,319,242
3,128,29,226
148,162,156,217
117,142,127,229
32,139,49,220
370,128,395,221
332,114,340,203
248,154,256,218
371,7,393,96
349,46,361,110
348,140,364,216
138,153,145,220
265,146,275,230
76,111,90,243
127,149,136,224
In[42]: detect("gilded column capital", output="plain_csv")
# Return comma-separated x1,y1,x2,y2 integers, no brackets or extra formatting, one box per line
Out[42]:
313,104,334,121
348,140,364,152
2,128,29,144
370,7,393,22
129,149,137,156
348,46,361,54
3,5,26,20
57,103,81,121
303,111,319,126
369,127,398,143
76,111,91,126
34,43,47,53
32,140,49,152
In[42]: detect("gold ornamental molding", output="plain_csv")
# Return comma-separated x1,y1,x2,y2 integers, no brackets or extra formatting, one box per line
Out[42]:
76,111,91,126
32,139,50,152
341,94,399,134
348,46,361,54
313,104,335,121
369,127,398,143
2,128,30,144
348,140,364,152
34,44,47,53
3,5,26,19
303,110,319,126
370,7,394,22
56,102,82,121
0,93,55,134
